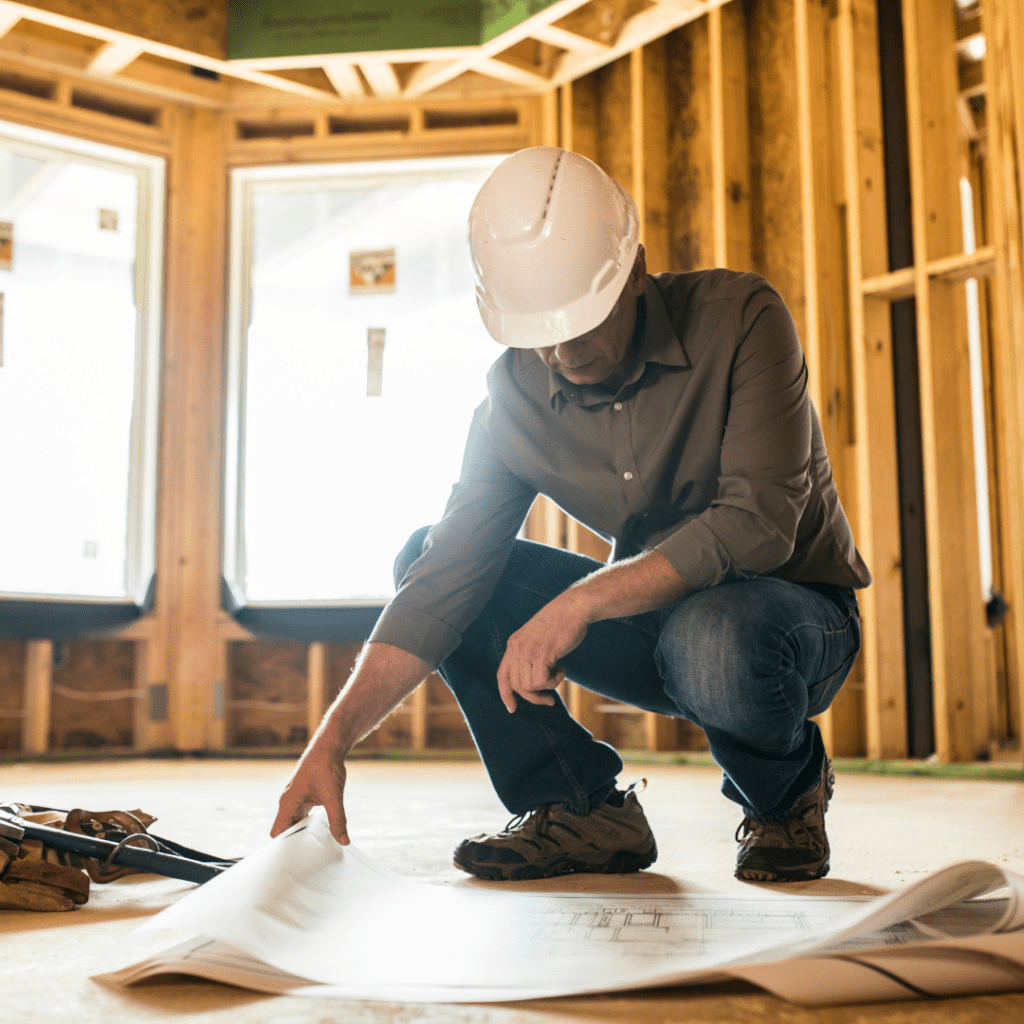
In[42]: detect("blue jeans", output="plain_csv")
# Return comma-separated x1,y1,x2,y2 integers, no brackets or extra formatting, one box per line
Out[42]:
394,528,861,820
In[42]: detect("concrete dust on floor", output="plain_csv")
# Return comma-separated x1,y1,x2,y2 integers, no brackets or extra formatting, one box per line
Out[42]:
0,757,1022,1023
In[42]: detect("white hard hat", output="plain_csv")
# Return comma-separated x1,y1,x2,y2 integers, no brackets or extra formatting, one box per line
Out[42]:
468,147,640,348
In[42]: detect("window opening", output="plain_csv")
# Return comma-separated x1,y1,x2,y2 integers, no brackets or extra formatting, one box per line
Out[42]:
0,120,163,609
226,155,507,610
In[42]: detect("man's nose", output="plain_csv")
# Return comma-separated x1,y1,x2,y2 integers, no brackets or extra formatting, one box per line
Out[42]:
553,338,586,364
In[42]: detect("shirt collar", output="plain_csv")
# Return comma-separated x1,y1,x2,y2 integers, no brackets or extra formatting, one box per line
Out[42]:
549,276,690,409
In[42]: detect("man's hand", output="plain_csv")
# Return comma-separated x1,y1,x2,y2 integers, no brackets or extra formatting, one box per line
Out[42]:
497,593,588,713
268,642,432,845
496,550,693,713
271,729,349,843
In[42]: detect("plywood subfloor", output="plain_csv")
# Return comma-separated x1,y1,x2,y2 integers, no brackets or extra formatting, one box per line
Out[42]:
0,758,1022,1023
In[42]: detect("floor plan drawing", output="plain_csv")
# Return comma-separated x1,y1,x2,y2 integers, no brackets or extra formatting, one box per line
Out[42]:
94,811,1024,1006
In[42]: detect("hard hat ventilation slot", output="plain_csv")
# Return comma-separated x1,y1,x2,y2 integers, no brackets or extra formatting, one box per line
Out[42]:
542,151,564,221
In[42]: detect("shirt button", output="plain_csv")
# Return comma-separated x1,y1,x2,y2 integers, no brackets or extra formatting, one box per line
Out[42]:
623,471,633,481
613,402,622,411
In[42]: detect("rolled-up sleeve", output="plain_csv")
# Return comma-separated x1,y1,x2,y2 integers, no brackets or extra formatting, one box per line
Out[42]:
368,400,537,667
656,291,813,589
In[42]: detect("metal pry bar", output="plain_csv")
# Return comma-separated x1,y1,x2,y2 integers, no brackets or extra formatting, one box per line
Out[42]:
0,808,233,885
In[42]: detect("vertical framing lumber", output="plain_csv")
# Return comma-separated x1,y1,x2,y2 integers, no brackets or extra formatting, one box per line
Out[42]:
559,81,573,153
902,0,990,761
709,5,727,268
641,38,671,274
836,0,907,757
793,0,832,752
665,15,713,271
160,105,229,751
795,0,822,410
720,1,753,271
409,681,429,751
630,48,646,248
21,640,52,755
307,642,327,744
540,87,559,147
984,0,1024,754
629,43,675,751
133,636,172,750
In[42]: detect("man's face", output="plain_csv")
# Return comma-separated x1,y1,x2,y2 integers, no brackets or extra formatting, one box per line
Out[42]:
534,247,647,391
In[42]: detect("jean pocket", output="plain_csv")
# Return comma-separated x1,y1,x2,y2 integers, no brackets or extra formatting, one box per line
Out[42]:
806,647,859,718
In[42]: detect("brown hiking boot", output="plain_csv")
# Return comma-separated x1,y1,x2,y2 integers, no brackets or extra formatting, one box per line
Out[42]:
735,758,835,882
453,784,657,881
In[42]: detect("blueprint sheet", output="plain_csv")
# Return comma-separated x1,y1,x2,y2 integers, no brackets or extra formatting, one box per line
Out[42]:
94,810,1024,1005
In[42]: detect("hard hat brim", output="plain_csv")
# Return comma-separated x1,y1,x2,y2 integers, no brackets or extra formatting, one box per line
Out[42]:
475,241,639,349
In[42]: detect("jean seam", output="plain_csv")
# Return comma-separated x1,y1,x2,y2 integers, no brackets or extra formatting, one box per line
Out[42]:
771,617,857,723
536,720,588,810
485,589,589,812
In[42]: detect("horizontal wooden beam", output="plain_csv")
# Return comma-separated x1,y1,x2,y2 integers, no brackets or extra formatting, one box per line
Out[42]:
404,0,593,97
861,245,996,299
529,22,610,55
230,48,475,72
0,0,338,101
477,55,553,89
86,38,143,75
554,0,718,86
0,6,19,36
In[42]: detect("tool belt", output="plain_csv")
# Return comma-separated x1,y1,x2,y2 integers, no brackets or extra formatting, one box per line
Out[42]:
0,802,235,912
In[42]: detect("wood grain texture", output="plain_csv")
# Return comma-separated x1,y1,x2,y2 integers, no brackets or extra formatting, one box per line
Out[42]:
0,642,25,753
14,0,228,60
21,640,51,754
907,0,991,761
50,641,134,750
160,104,228,751
982,0,1024,758
664,17,712,271
746,0,805,332
837,0,906,757
228,641,307,748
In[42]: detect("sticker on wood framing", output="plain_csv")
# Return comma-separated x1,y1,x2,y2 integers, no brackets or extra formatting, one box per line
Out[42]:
350,248,396,295
366,327,385,397
0,221,12,271
98,208,119,232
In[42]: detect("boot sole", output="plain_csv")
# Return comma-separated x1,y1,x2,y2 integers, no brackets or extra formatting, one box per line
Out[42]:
454,841,658,882
735,858,830,883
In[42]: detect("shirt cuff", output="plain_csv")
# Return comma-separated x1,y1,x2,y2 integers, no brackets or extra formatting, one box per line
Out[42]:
368,601,463,669
655,518,737,591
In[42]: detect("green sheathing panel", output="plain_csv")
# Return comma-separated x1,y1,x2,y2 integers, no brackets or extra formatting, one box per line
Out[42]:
228,1,481,60
480,0,561,42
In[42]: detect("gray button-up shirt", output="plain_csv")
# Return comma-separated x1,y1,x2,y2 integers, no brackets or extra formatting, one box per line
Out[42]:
370,269,872,668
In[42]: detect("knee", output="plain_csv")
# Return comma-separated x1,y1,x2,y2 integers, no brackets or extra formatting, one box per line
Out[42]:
393,525,432,589
657,594,763,720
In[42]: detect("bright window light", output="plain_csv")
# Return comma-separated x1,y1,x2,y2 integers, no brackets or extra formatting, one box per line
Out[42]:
0,122,163,601
227,156,507,603
960,175,993,601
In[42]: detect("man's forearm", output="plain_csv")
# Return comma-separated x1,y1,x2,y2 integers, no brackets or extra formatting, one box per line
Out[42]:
314,642,432,755
564,549,692,624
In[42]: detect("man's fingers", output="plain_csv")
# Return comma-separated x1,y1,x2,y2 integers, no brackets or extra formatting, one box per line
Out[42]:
326,807,350,846
497,656,518,713
270,795,310,838
517,687,556,706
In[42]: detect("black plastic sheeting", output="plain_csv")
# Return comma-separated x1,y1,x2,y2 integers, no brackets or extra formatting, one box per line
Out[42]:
220,578,385,643
0,576,155,641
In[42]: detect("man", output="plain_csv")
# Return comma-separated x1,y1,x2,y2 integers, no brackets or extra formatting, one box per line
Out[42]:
272,147,870,883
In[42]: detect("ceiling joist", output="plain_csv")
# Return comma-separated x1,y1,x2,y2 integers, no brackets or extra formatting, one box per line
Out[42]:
0,0,728,110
